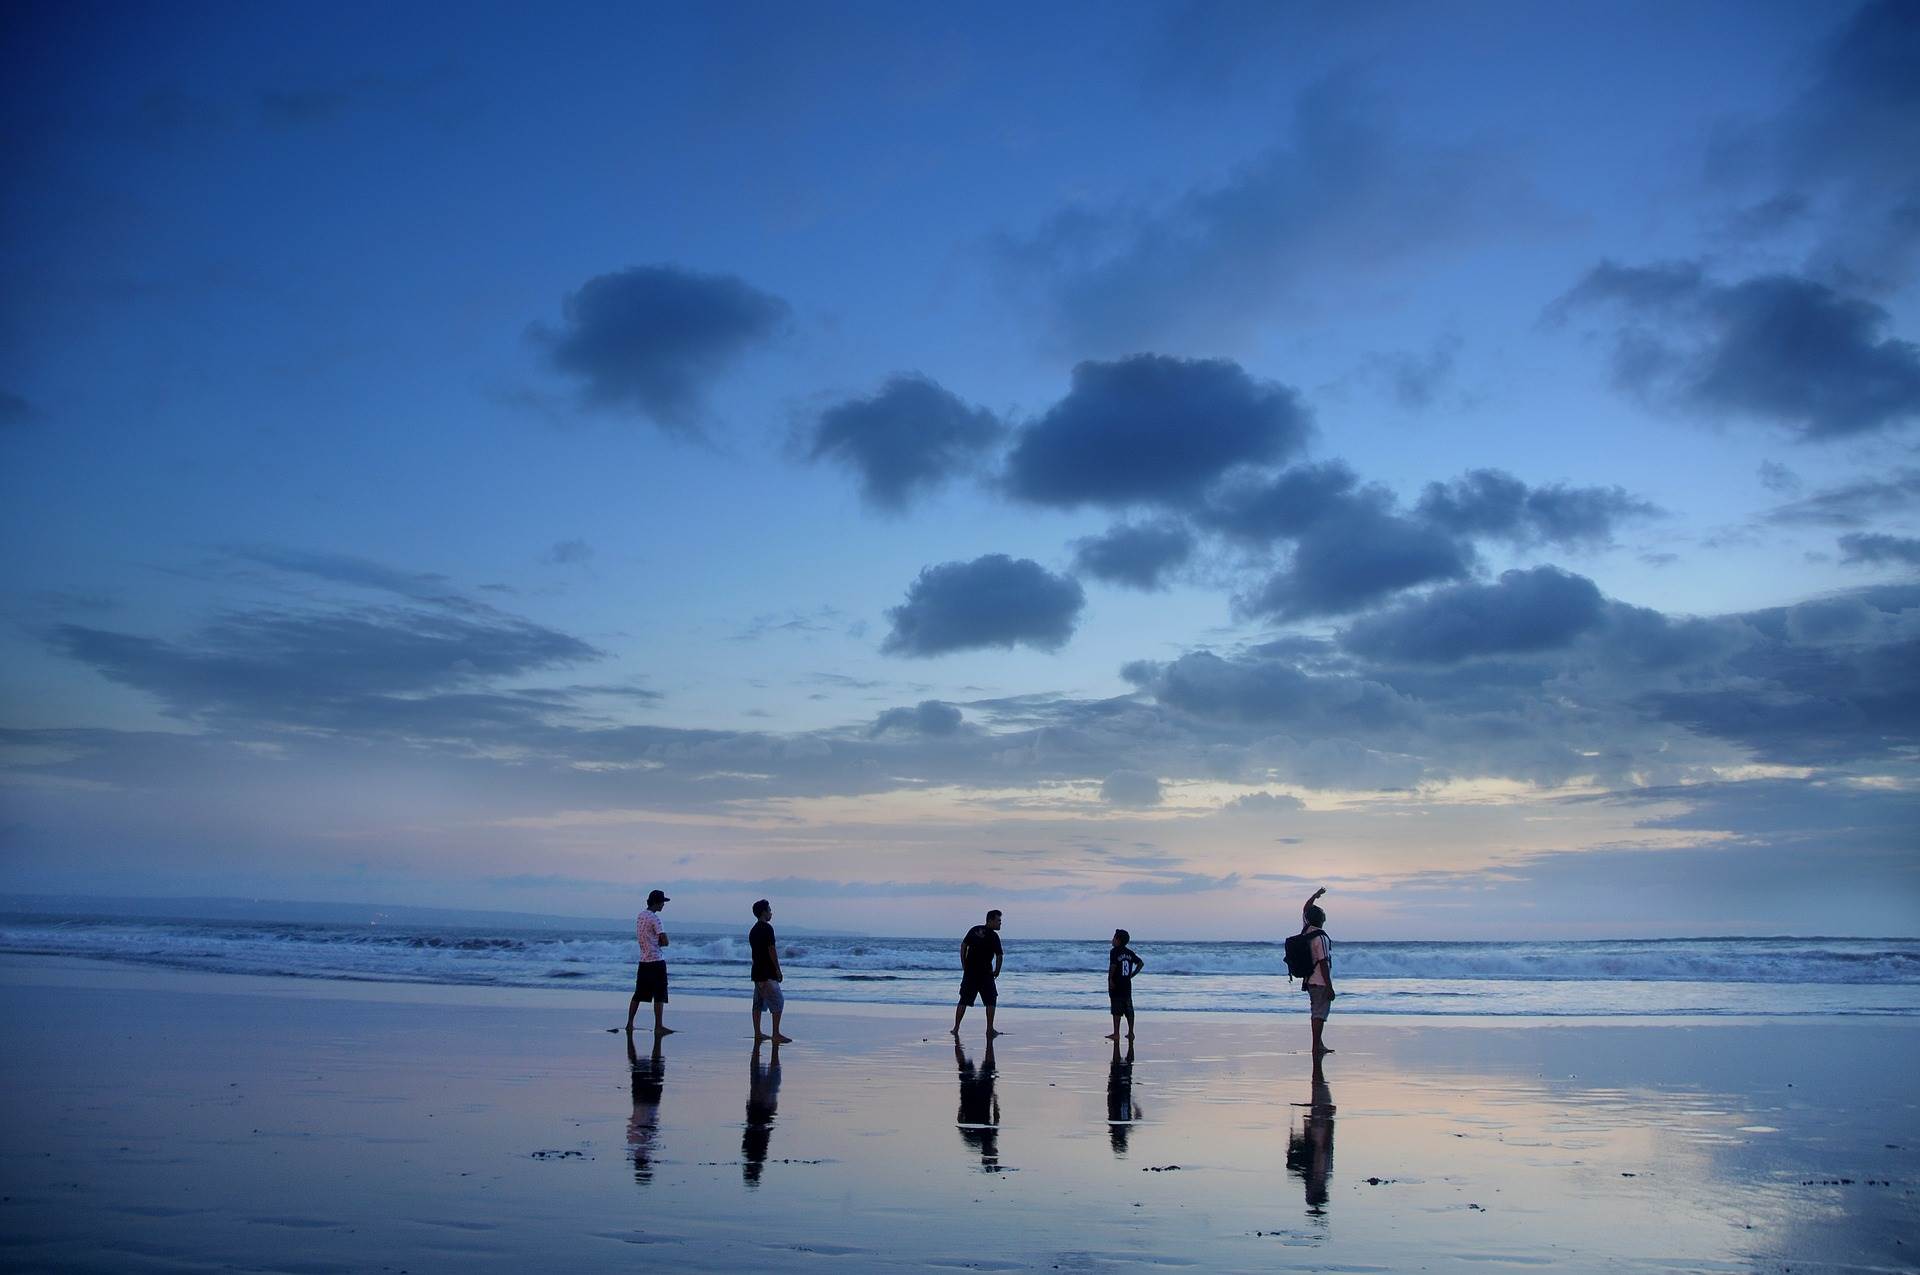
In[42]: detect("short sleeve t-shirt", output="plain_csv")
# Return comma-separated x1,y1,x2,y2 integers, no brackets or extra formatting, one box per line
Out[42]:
635,909,665,963
1305,931,1331,987
749,919,778,982
1108,946,1142,990
963,925,1002,975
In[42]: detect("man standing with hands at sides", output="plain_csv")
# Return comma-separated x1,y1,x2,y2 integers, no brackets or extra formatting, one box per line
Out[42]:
626,888,674,1036
749,899,791,1043
1301,887,1334,1055
952,909,1004,1037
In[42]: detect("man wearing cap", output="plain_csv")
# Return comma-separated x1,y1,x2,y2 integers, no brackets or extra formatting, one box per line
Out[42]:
626,888,675,1035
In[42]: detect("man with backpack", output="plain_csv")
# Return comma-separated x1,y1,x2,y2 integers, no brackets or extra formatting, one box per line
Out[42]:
1283,887,1334,1054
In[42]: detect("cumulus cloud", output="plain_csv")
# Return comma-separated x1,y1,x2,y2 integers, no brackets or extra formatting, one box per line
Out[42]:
1197,461,1364,543
870,700,964,737
1125,650,1414,731
1840,532,1920,567
1415,469,1661,549
1072,521,1195,590
1240,503,1473,619
996,77,1535,353
1099,768,1164,807
1340,567,1608,664
1004,355,1310,509
1556,261,1920,439
528,265,788,430
882,554,1086,656
805,374,1004,511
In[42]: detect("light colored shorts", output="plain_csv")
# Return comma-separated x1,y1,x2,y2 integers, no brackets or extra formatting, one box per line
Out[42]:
1307,985,1334,1022
754,980,785,1014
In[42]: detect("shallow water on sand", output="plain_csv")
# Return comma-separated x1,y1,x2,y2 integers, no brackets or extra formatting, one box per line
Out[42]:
1,959,1915,1273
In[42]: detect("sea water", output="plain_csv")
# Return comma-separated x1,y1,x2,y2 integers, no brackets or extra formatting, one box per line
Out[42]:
4,913,1916,1017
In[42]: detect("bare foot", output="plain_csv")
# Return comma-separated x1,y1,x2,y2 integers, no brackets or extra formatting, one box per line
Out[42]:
949,1027,960,1036
986,1029,1005,1038
1314,1044,1333,1055
1104,1032,1118,1040
773,1034,793,1043
656,1026,677,1036
754,1032,770,1041
1126,1032,1135,1040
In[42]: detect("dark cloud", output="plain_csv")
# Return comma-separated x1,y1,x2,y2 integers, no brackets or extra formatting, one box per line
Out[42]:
1557,261,1920,439
1127,650,1414,731
1072,521,1195,591
528,265,789,431
50,605,602,734
231,547,454,600
882,554,1086,657
1763,469,1920,527
1099,768,1163,808
1758,461,1802,495
1004,355,1310,509
544,539,592,566
1340,567,1608,664
1839,532,1920,567
997,78,1535,353
1415,469,1661,549
0,390,33,426
1197,461,1364,543
805,374,1004,512
870,700,964,738
1356,335,1463,410
1240,504,1473,619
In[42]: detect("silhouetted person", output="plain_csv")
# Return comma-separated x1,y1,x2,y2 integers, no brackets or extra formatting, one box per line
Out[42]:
742,1040,781,1187
1286,1055,1335,1216
626,1031,666,1185
1299,887,1333,1055
954,1037,1001,1171
1106,928,1144,1039
952,909,1004,1036
1106,1037,1140,1157
625,888,674,1035
748,898,791,1042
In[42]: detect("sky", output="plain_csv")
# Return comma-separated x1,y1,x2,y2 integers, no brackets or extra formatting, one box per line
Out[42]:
2,0,1917,939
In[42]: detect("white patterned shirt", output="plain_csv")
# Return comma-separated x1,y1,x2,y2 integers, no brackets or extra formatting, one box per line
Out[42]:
635,909,665,963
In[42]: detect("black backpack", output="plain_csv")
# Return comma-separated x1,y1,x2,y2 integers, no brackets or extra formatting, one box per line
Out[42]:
1283,928,1323,982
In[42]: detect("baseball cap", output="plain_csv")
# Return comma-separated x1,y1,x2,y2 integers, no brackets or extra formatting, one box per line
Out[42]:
647,888,670,905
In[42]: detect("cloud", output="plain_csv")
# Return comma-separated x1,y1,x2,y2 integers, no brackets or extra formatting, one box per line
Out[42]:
1125,650,1414,731
528,265,789,430
1415,469,1661,549
882,555,1086,657
1240,503,1473,619
1340,567,1608,664
1758,460,1802,495
804,374,1004,511
1355,335,1463,410
1072,521,1195,590
870,700,964,737
1556,261,1920,439
1762,469,1920,527
230,547,456,601
544,539,592,566
996,77,1536,353
1099,768,1164,808
0,390,32,427
50,604,602,734
1004,355,1310,509
1839,532,1920,567
1197,461,1364,543
1112,871,1242,895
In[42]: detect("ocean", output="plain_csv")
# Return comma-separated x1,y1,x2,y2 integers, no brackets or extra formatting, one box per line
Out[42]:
4,912,1916,1017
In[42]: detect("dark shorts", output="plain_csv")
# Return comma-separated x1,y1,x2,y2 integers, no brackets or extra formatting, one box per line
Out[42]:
633,960,669,1003
1109,984,1134,1017
1307,984,1333,1021
958,972,997,1007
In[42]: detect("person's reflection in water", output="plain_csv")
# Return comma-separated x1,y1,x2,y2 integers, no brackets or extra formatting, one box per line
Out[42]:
742,1040,781,1187
1286,1055,1335,1217
954,1037,1001,1172
1106,1037,1141,1157
626,1032,665,1185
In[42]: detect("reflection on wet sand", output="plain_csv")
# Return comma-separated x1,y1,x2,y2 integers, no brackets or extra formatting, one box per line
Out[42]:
955,1038,1001,1172
1286,1057,1336,1217
1106,1038,1140,1157
742,1040,781,1186
626,1033,665,1185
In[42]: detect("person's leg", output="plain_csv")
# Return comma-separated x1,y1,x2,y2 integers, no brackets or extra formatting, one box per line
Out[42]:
771,1006,787,1042
753,986,766,1040
1107,1013,1120,1040
626,990,642,1032
769,983,790,1042
984,1001,999,1036
1125,1008,1135,1039
952,998,967,1034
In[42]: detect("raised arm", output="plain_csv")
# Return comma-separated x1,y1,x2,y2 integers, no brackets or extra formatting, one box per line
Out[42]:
1300,887,1326,933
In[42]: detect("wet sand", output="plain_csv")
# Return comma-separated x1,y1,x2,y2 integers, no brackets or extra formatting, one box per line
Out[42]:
1,956,1915,1273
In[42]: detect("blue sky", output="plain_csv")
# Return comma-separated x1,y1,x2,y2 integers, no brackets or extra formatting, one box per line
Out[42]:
3,0,1917,937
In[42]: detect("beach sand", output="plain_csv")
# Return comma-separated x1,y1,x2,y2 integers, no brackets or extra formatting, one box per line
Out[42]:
1,956,1914,1273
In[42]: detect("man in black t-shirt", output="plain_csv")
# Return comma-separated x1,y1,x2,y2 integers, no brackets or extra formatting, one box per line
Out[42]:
749,899,790,1042
951,909,1004,1037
